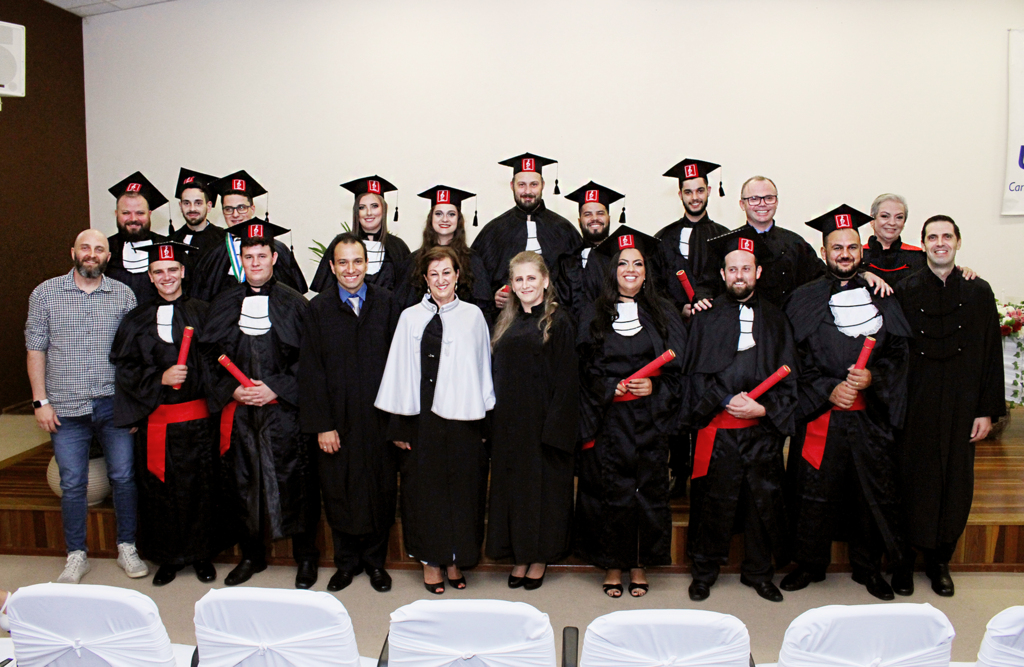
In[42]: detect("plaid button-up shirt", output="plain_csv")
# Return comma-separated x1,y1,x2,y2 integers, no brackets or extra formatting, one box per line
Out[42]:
25,269,137,417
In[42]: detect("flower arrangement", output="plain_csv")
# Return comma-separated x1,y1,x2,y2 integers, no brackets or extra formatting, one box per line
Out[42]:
998,300,1024,405
999,302,1024,337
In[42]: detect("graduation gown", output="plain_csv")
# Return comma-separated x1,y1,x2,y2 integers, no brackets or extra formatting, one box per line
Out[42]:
106,230,168,306
486,306,579,564
863,236,927,286
575,300,687,569
169,224,227,297
555,246,610,324
392,246,491,311
654,214,729,307
298,283,402,538
308,233,411,293
682,294,798,567
192,229,308,302
109,294,221,565
205,277,312,541
895,268,1005,551
784,275,911,569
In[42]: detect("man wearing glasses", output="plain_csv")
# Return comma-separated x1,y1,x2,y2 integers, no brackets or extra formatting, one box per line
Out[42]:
191,170,308,301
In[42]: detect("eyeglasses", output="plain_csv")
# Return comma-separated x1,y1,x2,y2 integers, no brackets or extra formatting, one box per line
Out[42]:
223,204,252,215
742,195,778,205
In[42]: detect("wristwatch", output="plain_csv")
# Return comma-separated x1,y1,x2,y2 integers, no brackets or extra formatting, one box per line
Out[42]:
32,398,49,408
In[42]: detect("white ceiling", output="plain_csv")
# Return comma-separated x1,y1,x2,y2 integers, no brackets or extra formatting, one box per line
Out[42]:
42,0,176,18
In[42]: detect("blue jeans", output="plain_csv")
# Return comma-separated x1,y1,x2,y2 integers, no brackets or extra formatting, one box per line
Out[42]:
50,396,137,553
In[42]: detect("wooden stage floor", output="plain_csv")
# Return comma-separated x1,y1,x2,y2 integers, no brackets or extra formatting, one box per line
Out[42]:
2,408,1022,573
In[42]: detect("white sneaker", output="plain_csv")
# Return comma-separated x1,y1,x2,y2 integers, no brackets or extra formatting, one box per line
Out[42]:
56,550,91,584
117,542,149,578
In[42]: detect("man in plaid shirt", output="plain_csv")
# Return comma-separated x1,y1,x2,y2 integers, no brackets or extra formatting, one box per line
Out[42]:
25,229,148,583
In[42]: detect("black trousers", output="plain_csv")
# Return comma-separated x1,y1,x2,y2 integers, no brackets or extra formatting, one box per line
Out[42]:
332,528,390,571
239,529,319,565
899,540,959,571
691,479,774,584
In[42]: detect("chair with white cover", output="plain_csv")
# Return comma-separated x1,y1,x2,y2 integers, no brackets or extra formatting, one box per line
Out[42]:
969,605,1024,667
6,582,194,667
384,599,556,667
579,609,751,667
193,586,377,667
770,603,955,667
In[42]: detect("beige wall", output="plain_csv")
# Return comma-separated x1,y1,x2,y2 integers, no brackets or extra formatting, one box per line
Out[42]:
83,0,1024,298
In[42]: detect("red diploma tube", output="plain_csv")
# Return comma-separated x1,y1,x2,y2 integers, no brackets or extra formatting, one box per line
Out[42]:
854,336,876,370
746,365,791,401
500,285,510,293
625,349,676,383
218,354,255,388
675,270,696,301
172,326,194,390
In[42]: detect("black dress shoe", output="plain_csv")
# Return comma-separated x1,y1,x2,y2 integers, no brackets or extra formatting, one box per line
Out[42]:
890,569,914,596
295,561,319,589
224,559,267,586
327,568,356,592
780,567,826,591
852,571,895,600
523,574,545,591
194,560,217,583
508,574,526,589
926,564,955,597
367,567,392,592
688,580,711,601
152,564,181,586
741,576,784,602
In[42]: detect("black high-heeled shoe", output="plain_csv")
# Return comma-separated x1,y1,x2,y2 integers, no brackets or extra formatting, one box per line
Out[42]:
508,574,526,589
446,567,467,590
424,579,445,594
523,565,546,590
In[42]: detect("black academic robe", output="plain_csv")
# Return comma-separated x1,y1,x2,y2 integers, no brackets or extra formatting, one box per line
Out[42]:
109,294,221,565
682,294,798,567
204,277,312,541
308,233,412,293
784,275,911,569
106,230,168,306
392,246,491,311
472,200,581,307
298,283,402,538
895,268,1006,551
654,214,729,307
486,307,579,564
863,236,927,286
575,300,687,569
555,246,610,324
192,226,308,301
169,224,227,297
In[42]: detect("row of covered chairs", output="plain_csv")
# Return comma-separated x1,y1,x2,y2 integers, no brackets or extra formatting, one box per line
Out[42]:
0,583,1021,666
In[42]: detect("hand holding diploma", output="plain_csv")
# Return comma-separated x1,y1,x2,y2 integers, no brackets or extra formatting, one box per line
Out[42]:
171,326,194,390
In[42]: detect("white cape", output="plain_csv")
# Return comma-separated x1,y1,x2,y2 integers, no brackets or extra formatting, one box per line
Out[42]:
374,294,495,421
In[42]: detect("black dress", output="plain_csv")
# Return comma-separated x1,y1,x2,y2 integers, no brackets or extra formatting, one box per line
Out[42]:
486,307,579,564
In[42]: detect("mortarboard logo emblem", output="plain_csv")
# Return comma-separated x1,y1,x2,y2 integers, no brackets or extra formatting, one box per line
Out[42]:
835,214,852,229
126,183,142,193
684,164,699,179
249,224,264,238
158,245,174,261
585,190,599,203
522,158,535,173
618,235,635,250
436,190,450,204
183,176,195,184
738,238,755,253
368,180,381,194
232,179,246,192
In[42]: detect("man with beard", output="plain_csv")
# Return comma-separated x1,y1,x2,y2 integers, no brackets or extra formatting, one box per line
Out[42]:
472,153,581,314
110,241,220,587
26,229,144,584
892,216,1004,597
299,233,402,592
169,168,226,267
782,205,911,601
554,181,622,322
655,158,729,315
192,170,308,301
683,226,798,603
204,220,320,589
105,172,169,305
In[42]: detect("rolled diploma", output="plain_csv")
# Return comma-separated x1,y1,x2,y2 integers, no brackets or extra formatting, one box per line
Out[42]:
854,336,876,370
624,349,676,385
746,365,791,401
675,270,695,301
172,326,194,390
218,354,255,388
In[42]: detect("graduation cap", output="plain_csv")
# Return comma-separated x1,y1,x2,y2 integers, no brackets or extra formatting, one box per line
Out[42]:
417,185,475,210
804,204,872,238
343,175,399,221
210,170,268,200
707,226,773,263
146,240,197,265
499,152,558,177
175,168,218,206
109,171,168,210
664,158,725,197
226,218,289,242
594,225,659,258
564,181,624,211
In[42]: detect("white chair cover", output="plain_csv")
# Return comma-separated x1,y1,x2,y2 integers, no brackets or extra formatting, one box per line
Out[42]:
777,603,954,667
193,587,363,667
976,606,1024,667
580,609,750,667
7,582,176,667
387,599,556,667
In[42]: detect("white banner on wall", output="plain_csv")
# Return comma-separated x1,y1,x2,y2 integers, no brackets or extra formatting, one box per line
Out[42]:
1002,30,1024,215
